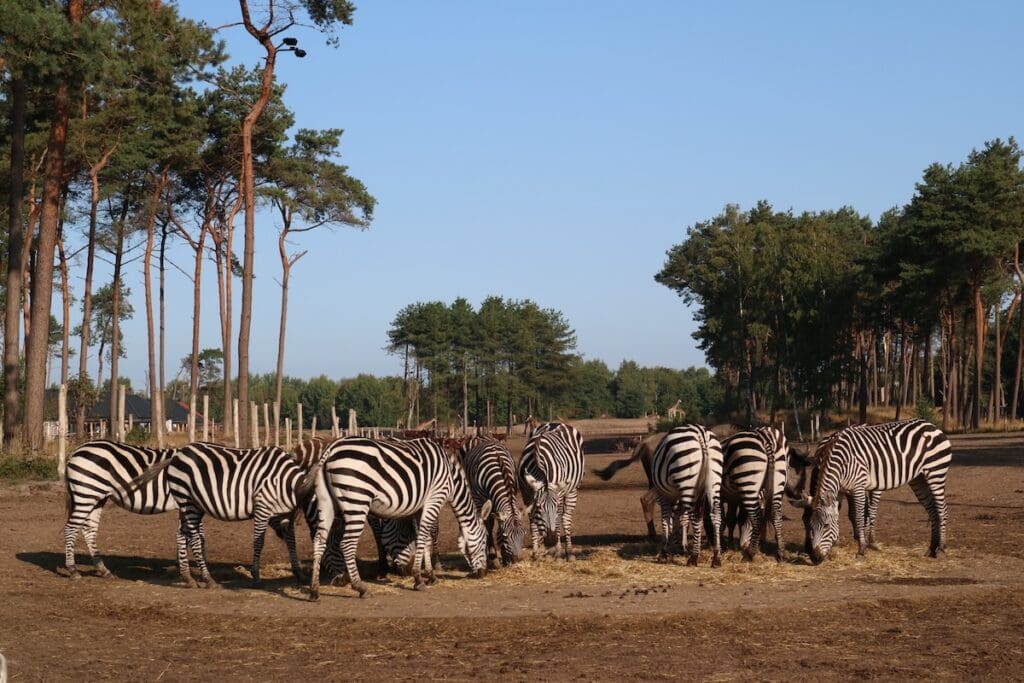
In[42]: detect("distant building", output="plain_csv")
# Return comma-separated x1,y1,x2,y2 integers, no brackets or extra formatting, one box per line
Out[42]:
44,389,206,439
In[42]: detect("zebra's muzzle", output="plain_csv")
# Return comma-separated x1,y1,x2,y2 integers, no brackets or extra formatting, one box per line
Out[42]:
543,530,558,548
811,546,826,564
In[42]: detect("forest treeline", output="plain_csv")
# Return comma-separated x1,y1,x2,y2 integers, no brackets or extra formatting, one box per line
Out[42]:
1,1,371,450
657,138,1024,431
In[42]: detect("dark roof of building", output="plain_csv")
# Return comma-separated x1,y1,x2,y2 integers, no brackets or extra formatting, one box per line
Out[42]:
44,389,206,424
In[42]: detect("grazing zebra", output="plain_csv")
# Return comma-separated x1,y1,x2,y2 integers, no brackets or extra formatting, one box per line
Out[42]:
309,437,490,599
720,426,788,561
794,419,951,563
290,437,425,581
460,436,526,566
650,424,724,567
131,443,311,588
518,421,585,561
62,440,177,580
594,433,663,540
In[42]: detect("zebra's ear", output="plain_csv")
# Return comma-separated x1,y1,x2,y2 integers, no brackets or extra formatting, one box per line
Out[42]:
479,500,493,521
788,494,812,509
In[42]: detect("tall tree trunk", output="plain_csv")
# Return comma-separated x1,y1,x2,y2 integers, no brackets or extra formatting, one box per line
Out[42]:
159,218,169,440
107,199,128,434
973,285,984,430
237,4,279,447
143,168,169,446
76,152,112,435
24,0,80,447
274,221,305,411
57,230,70,386
3,77,27,446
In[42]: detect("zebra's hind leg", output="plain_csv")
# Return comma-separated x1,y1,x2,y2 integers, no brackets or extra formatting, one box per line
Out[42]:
82,507,114,578
865,491,882,550
63,499,95,580
707,492,723,568
562,489,579,562
657,499,675,561
910,474,947,558
413,497,445,590
770,494,786,562
176,511,198,588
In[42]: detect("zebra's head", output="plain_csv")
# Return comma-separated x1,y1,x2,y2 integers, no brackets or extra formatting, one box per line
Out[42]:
526,485,560,548
457,499,492,578
808,497,840,563
497,506,527,565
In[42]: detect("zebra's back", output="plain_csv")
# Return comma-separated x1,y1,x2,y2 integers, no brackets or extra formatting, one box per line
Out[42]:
518,422,584,490
66,440,176,514
168,443,304,521
828,419,952,492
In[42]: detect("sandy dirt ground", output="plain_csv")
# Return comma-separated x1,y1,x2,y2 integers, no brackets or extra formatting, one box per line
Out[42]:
1,430,1023,680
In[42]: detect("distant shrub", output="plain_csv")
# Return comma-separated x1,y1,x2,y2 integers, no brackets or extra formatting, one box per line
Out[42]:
915,396,937,425
0,456,59,482
124,426,151,446
654,415,689,433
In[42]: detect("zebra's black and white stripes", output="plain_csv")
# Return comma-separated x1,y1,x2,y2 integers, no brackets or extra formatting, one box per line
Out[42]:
802,419,951,562
721,426,788,561
132,443,310,588
62,440,177,579
309,437,489,599
518,422,585,561
650,424,724,567
461,436,526,565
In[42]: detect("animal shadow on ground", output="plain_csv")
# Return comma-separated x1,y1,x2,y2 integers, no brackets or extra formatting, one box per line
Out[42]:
19,551,309,593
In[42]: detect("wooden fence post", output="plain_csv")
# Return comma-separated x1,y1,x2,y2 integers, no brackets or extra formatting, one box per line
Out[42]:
297,403,303,442
188,394,196,443
273,402,280,447
118,384,126,442
263,402,270,446
331,406,338,438
202,394,209,442
233,398,240,448
285,417,292,449
58,384,67,482
250,401,259,448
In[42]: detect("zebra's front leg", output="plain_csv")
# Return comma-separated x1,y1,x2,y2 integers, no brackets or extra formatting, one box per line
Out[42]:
658,499,675,561
850,491,868,558
251,506,273,587
414,498,444,590
177,510,202,588
562,489,579,562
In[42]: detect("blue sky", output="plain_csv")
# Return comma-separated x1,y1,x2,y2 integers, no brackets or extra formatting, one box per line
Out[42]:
81,1,1024,388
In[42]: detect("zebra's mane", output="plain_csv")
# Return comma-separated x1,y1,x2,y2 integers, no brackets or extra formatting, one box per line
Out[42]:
810,429,845,507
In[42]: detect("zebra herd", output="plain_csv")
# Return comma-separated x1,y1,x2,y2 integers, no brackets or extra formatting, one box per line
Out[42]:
60,418,951,599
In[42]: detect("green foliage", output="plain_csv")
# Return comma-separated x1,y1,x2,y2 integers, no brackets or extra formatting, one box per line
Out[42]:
914,395,937,425
336,375,404,428
124,426,150,446
0,456,58,482
299,375,338,428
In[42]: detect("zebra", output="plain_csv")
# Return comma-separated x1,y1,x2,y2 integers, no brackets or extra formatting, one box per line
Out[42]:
130,443,312,588
61,440,178,580
518,421,585,561
460,436,527,566
308,437,490,599
594,433,663,540
650,424,724,567
792,419,951,563
720,426,788,561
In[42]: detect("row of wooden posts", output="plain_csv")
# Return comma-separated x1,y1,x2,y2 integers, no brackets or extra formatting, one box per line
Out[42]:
53,382,370,481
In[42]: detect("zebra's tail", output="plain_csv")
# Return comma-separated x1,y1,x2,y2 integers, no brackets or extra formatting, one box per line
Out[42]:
696,428,713,505
122,457,174,493
594,441,644,481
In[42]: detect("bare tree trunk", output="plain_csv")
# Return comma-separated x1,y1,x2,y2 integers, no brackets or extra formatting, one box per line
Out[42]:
57,230,70,386
159,218,168,439
3,77,27,445
973,285,984,430
143,169,169,447
24,4,79,447
237,2,279,448
275,223,305,411
107,198,128,427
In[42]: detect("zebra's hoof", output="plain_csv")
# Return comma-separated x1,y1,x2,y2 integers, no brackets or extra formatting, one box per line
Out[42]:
686,555,699,567
309,589,320,602
711,556,722,569
69,571,82,581
204,579,221,589
354,584,370,598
